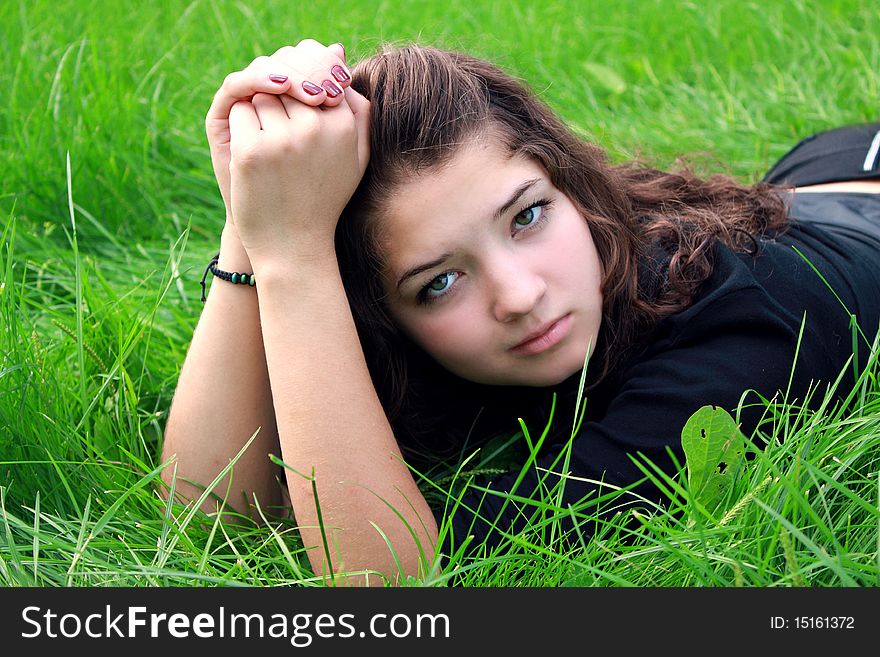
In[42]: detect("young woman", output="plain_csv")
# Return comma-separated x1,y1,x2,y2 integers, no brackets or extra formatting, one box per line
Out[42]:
161,39,880,584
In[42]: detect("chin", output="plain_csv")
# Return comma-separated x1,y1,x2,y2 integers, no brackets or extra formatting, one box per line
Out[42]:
449,353,588,388
527,353,592,387
484,364,585,388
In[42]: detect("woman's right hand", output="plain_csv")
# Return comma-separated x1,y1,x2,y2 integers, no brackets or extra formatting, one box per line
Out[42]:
205,41,352,227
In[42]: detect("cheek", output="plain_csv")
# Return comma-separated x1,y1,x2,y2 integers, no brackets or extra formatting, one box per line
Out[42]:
404,306,485,362
554,222,602,290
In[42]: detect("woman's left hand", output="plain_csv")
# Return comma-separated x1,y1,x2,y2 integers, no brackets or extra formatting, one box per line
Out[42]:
227,84,370,271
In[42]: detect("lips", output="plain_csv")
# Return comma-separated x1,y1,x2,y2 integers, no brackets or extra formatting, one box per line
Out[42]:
510,314,570,352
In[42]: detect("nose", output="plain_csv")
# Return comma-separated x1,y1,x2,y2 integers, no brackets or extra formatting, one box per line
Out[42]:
488,254,547,323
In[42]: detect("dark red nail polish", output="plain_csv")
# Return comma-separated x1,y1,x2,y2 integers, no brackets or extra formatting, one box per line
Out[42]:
331,65,350,83
302,80,323,95
269,74,288,84
322,79,342,97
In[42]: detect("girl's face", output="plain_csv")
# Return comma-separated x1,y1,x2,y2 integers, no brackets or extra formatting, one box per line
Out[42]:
380,138,604,387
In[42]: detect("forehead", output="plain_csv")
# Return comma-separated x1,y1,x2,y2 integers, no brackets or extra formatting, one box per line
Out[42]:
379,141,546,271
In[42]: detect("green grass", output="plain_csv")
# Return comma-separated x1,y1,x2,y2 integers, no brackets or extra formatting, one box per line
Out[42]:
1,0,878,587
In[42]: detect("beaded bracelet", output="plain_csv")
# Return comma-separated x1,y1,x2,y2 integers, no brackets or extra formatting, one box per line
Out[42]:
200,253,256,302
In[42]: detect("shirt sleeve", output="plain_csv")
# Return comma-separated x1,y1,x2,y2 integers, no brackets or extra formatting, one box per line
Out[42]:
434,282,837,559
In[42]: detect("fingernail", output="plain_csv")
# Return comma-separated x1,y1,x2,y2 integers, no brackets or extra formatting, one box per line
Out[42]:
331,65,350,83
322,79,342,97
302,80,323,96
334,42,346,61
268,74,288,84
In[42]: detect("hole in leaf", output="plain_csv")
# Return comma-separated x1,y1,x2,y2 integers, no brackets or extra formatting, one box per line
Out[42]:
717,461,728,474
700,429,706,439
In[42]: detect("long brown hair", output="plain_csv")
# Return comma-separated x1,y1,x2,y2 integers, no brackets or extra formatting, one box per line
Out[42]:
335,45,790,464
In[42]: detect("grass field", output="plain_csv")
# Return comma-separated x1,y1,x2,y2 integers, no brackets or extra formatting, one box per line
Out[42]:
1,0,879,587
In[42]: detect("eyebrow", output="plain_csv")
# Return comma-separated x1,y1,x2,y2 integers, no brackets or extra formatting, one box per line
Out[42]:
395,177,542,290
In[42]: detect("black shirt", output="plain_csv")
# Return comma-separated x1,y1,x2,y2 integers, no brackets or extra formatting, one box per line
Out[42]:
434,193,880,556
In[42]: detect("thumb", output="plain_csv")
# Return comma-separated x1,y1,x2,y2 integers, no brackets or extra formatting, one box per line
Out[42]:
345,87,371,173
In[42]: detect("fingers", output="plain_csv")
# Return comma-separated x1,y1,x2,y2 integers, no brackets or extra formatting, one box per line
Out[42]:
209,40,353,137
277,94,299,118
225,40,364,170
228,100,261,150
208,60,332,126
270,40,352,109
324,42,350,102
248,92,333,143
208,60,292,127
327,42,346,64
251,93,290,131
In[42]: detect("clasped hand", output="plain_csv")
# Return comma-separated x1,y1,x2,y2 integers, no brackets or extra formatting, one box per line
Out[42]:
206,40,370,269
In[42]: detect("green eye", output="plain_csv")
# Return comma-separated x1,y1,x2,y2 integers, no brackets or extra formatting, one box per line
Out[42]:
430,273,452,291
418,271,459,304
514,205,540,227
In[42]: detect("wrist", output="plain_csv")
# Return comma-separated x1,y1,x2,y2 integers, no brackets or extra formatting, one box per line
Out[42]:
219,223,253,272
252,251,342,294
247,237,338,277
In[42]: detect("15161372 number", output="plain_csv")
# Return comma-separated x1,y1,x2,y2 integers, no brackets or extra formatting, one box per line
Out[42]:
794,616,854,629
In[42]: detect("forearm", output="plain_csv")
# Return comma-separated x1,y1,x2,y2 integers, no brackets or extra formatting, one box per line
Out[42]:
161,225,280,518
254,257,438,584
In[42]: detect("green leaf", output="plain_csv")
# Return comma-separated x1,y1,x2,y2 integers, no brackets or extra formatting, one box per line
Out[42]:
581,62,627,95
681,405,746,511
